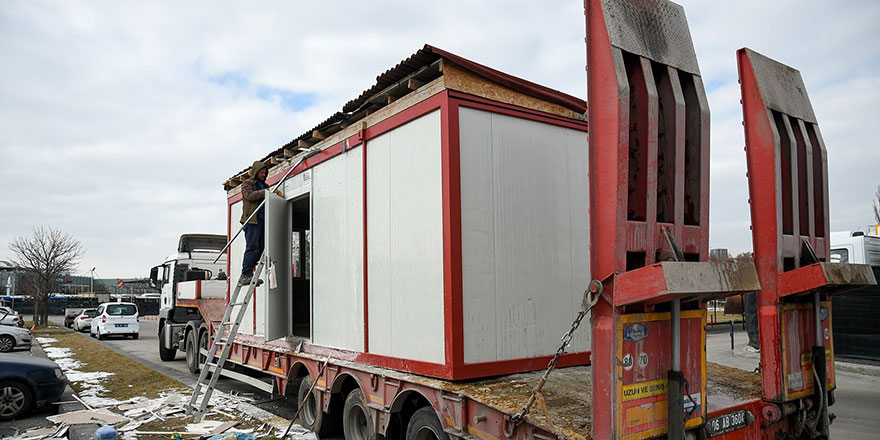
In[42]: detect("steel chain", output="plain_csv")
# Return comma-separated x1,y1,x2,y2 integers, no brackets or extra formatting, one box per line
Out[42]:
507,280,603,437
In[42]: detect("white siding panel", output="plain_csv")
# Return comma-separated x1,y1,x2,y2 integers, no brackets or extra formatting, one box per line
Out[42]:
368,110,445,364
459,107,590,364
228,201,255,336
312,148,365,352
366,133,392,356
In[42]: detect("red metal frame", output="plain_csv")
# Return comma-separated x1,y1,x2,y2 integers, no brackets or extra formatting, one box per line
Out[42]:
586,0,713,437
223,89,589,381
739,47,829,404
738,49,875,438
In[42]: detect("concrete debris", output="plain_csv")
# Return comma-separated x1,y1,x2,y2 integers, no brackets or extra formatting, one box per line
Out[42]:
46,408,130,426
8,386,316,440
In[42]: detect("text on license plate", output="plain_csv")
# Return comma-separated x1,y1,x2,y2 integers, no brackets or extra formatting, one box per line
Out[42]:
705,409,753,437
115,324,127,327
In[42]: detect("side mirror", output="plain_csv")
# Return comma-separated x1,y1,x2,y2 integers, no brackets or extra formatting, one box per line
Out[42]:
149,267,159,288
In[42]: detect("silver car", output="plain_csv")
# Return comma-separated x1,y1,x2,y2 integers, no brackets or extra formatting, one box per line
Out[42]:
0,325,32,352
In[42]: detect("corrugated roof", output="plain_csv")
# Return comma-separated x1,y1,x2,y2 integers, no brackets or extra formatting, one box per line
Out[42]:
227,44,587,187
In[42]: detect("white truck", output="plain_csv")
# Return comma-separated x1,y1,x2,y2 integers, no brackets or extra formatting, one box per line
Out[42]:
151,234,228,367
830,230,880,265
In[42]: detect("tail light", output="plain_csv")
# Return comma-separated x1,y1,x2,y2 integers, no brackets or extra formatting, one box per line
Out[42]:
79,316,86,320
12,317,18,322
102,315,107,323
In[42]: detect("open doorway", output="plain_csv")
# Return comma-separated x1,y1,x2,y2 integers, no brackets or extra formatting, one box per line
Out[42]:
290,196,310,338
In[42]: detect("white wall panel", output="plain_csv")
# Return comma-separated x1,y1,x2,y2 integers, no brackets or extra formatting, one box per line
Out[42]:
312,148,365,352
459,107,590,364
368,110,445,364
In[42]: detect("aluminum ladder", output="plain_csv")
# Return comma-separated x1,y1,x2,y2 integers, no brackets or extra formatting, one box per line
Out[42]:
186,256,265,422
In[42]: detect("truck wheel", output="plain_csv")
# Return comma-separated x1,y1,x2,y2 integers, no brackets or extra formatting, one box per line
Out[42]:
343,389,373,440
158,325,176,361
197,324,209,367
406,406,449,440
185,330,200,374
297,376,334,436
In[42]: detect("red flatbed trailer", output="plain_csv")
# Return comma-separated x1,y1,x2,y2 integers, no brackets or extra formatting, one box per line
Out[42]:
165,1,874,439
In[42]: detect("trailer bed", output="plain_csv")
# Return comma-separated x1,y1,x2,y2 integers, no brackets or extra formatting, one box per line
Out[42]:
251,335,761,439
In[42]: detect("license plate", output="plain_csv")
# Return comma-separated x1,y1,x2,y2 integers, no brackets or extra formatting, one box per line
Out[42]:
705,409,753,437
115,324,127,328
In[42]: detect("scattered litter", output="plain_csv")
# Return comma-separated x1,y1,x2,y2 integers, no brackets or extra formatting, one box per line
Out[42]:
183,421,225,435
207,421,238,437
94,425,118,440
206,433,256,440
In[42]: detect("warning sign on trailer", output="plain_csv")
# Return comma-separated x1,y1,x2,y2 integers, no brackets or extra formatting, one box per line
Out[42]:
616,310,706,439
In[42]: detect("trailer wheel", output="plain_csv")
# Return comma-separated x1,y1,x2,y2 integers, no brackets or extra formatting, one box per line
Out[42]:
297,376,335,436
158,325,176,361
343,389,373,440
405,406,449,440
185,330,200,374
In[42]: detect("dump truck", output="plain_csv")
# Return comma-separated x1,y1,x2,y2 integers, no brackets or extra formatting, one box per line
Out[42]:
154,1,875,439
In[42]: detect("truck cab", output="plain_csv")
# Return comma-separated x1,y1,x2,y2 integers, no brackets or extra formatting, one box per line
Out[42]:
151,234,227,362
830,230,880,265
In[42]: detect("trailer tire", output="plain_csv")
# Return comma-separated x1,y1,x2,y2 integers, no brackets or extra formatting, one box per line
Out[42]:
343,389,373,440
297,376,334,436
158,325,176,361
185,329,200,374
405,406,449,440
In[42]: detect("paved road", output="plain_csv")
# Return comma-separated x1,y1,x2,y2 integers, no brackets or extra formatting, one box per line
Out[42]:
47,316,279,404
707,327,880,439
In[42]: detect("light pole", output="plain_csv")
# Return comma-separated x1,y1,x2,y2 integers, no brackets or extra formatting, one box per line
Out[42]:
90,267,95,298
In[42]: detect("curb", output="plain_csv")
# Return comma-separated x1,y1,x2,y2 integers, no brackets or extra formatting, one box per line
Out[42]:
835,360,880,377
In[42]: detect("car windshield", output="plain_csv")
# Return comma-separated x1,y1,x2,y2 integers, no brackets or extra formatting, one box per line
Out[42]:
83,309,98,318
106,304,137,316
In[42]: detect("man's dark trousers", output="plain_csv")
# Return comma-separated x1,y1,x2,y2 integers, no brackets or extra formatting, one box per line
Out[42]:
242,221,264,276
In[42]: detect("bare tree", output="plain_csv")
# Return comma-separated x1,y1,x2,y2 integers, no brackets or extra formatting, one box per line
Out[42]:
9,226,84,326
874,185,880,225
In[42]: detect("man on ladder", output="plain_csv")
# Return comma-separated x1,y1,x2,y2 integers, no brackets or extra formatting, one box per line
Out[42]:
239,160,280,287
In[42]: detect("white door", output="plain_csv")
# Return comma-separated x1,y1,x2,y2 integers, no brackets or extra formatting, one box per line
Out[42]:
264,192,291,341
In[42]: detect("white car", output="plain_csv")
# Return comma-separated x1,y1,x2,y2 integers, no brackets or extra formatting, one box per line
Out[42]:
72,308,98,332
0,306,24,327
90,302,140,340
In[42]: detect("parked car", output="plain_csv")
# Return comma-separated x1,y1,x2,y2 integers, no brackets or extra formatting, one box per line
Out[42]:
0,353,67,420
63,308,82,328
90,302,140,340
0,325,32,352
0,306,23,328
72,308,98,332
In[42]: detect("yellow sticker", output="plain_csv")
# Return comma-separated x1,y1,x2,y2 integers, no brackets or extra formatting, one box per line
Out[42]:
622,379,668,402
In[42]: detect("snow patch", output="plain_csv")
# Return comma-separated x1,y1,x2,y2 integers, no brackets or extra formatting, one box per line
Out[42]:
38,335,120,407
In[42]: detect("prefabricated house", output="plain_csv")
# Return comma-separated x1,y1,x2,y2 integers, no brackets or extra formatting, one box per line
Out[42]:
222,45,590,380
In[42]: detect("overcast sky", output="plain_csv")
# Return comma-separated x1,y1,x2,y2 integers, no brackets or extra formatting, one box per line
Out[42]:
1,1,878,278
